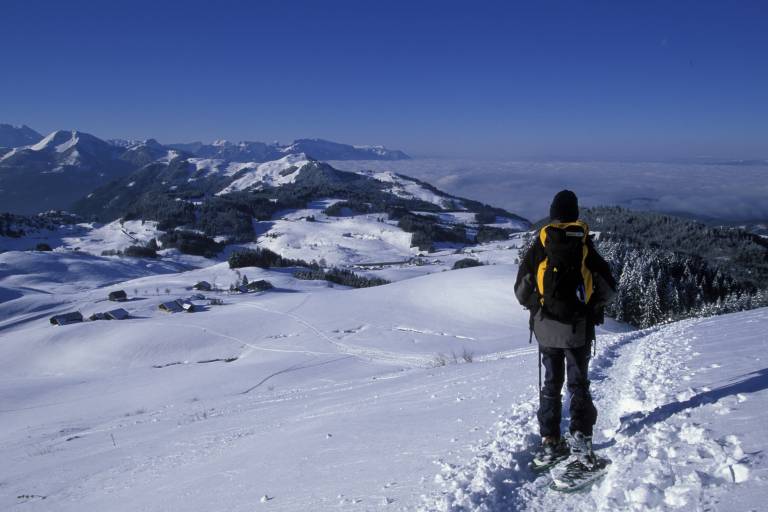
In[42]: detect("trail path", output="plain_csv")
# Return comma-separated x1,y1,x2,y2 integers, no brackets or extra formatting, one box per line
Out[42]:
423,311,767,511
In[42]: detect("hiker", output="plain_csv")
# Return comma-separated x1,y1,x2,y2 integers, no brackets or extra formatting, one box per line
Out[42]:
514,190,617,481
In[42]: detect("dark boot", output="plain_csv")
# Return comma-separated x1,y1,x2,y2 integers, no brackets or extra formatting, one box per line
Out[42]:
532,436,570,470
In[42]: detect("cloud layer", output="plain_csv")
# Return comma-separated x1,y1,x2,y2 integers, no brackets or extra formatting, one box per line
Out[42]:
330,159,768,223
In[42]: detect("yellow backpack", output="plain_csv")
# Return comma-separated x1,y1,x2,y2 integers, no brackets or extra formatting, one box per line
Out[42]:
535,220,593,322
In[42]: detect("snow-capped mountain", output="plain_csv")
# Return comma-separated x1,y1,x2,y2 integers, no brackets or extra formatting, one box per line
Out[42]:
169,138,410,162
281,138,410,161
73,148,529,249
0,123,42,149
169,140,275,162
0,130,136,214
0,124,412,215
116,139,173,168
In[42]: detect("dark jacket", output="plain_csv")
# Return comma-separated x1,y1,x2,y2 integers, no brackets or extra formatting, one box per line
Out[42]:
514,223,617,348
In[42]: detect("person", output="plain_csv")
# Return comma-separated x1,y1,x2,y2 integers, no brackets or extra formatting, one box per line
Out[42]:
514,190,616,473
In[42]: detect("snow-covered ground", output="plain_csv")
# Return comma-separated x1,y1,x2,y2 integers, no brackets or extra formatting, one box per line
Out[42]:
425,308,768,511
1,240,767,511
217,154,312,194
0,220,161,255
0,198,527,283
252,200,416,268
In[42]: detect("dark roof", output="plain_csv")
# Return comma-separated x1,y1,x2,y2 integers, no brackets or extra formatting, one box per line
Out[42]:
246,280,274,291
106,308,130,320
159,300,184,313
50,311,84,325
109,290,128,301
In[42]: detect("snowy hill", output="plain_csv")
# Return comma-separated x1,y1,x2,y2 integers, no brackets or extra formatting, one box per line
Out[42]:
0,245,766,510
217,153,313,194
71,152,529,253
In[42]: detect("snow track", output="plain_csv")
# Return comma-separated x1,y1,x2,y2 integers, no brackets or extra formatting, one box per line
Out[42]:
238,302,441,368
422,316,763,511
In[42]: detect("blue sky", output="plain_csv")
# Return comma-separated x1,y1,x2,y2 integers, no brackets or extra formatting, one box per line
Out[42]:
1,0,766,159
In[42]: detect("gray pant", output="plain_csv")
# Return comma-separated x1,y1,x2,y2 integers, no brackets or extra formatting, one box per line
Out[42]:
537,342,597,437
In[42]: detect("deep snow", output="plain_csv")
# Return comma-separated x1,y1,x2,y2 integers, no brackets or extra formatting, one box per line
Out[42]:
1,236,766,510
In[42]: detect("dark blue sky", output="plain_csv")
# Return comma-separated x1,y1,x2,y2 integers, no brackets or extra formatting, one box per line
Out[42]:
2,0,766,159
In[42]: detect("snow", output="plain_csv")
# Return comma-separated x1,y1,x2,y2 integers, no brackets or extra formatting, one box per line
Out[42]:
1,224,766,510
360,170,464,210
160,149,181,163
251,200,416,267
423,309,768,511
0,220,162,256
0,147,18,161
217,154,311,194
186,158,264,180
29,130,80,153
61,220,162,255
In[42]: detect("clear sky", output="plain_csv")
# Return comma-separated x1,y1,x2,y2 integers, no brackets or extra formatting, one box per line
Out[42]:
1,0,766,159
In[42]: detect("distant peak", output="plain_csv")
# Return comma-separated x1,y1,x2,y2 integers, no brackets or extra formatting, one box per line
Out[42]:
279,152,313,163
31,130,78,152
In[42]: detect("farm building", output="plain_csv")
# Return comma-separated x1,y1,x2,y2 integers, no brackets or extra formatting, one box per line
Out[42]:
108,290,128,302
159,300,184,313
89,308,130,321
159,299,196,313
50,312,84,326
246,280,274,292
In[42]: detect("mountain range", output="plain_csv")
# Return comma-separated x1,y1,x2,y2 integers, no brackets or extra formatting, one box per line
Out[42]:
0,124,410,214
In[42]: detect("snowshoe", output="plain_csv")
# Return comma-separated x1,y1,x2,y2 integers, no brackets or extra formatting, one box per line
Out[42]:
549,455,610,492
531,436,570,472
549,431,610,492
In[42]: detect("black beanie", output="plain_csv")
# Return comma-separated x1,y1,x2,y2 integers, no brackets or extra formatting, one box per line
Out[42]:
550,190,579,222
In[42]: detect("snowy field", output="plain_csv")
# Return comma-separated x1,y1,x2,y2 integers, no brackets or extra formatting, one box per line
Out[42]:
330,159,768,224
1,237,767,510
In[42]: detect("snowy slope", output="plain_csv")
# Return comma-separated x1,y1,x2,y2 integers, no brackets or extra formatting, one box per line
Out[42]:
0,219,162,259
361,170,465,210
217,154,312,194
252,200,415,267
1,245,766,510
0,261,534,511
425,308,768,511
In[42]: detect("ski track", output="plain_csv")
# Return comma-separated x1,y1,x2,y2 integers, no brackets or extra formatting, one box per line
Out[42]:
420,319,752,511
235,303,537,370
238,302,447,368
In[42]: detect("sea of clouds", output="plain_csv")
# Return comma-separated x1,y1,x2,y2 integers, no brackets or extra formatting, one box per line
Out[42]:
330,159,768,224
